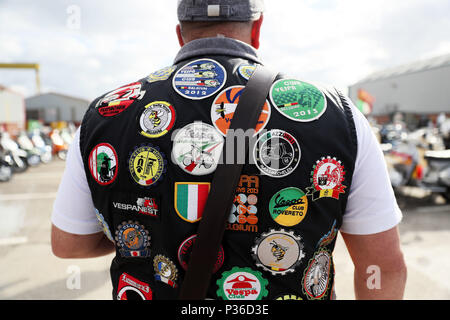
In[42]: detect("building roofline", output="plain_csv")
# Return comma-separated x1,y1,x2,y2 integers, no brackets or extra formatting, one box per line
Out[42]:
0,84,25,98
25,91,90,103
352,52,450,85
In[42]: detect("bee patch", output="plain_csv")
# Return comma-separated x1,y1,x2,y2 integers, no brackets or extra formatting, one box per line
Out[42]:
251,229,305,276
138,101,176,139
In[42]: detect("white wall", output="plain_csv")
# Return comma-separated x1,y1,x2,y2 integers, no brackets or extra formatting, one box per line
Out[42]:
0,88,25,126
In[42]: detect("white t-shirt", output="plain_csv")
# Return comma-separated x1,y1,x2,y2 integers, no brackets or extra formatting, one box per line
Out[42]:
51,98,402,236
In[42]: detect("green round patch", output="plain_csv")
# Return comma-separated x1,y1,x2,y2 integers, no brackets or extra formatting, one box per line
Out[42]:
270,79,327,122
269,187,308,227
216,267,268,300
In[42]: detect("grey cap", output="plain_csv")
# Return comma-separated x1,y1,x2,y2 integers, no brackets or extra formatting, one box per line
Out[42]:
177,0,265,22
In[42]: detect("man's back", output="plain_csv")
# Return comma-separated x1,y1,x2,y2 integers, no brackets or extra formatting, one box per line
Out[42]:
51,0,406,300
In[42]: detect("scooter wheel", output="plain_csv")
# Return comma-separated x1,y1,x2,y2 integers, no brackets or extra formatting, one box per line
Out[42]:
0,165,13,182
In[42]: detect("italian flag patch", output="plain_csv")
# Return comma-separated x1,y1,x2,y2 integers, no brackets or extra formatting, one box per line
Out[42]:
175,182,211,223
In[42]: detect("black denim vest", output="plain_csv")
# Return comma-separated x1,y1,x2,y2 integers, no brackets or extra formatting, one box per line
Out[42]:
80,51,357,300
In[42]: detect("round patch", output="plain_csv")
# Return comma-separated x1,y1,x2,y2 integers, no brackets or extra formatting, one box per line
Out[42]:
216,267,268,300
95,82,146,117
128,144,166,187
253,129,301,178
153,255,178,288
147,65,177,83
251,229,305,276
115,221,151,258
172,122,224,176
177,234,224,273
172,58,227,100
269,187,308,227
302,249,332,300
138,101,176,138
308,156,346,201
270,79,327,122
88,143,118,185
211,85,271,137
238,64,256,81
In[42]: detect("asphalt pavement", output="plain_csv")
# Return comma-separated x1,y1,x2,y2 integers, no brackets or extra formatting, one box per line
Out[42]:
0,159,449,300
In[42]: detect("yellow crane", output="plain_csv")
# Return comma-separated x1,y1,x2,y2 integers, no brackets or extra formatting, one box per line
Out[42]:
0,63,41,93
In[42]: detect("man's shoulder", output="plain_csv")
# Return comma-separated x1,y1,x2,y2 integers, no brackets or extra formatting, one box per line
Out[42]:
273,75,349,113
90,65,178,109
90,78,147,107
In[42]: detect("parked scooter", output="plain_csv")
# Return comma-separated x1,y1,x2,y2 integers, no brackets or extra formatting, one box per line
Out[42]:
0,144,13,182
439,118,450,149
60,128,74,146
380,122,408,146
50,129,69,160
383,141,421,188
30,129,53,163
419,150,450,201
0,131,29,173
16,131,41,167
408,127,446,151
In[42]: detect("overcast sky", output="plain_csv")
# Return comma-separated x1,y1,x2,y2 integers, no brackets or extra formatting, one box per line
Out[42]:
1,0,449,101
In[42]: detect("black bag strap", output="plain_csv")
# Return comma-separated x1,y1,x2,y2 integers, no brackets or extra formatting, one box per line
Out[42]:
178,65,278,300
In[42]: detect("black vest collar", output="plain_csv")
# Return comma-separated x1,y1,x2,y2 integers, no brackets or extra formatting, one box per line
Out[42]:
174,37,263,65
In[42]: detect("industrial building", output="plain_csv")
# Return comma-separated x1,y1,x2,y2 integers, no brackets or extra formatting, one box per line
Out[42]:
25,92,90,125
348,53,450,122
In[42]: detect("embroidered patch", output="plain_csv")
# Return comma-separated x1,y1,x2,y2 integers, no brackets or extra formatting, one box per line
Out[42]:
153,255,178,288
177,234,224,273
128,144,166,187
138,101,176,138
275,294,303,300
172,122,224,176
112,196,159,218
226,175,260,233
88,143,118,186
317,220,338,248
306,156,346,201
96,82,146,117
216,267,268,300
117,273,152,300
146,65,177,83
251,229,305,276
115,221,151,258
174,182,211,223
238,63,256,81
268,187,308,227
302,249,332,300
136,197,159,217
211,85,271,137
270,79,327,122
253,129,301,178
172,58,226,100
94,209,114,242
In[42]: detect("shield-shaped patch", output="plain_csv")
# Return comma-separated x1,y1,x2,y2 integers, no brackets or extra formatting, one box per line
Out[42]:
174,182,211,223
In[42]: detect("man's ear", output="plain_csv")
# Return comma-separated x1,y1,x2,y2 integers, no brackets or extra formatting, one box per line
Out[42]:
176,24,185,47
251,15,263,49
